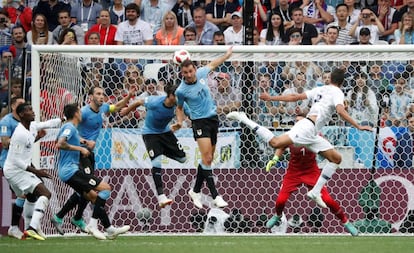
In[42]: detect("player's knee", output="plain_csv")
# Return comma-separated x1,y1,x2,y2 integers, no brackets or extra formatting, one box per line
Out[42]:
98,190,111,200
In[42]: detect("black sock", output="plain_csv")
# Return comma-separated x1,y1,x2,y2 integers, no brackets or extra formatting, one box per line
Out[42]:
152,167,163,195
202,170,218,199
57,193,79,218
73,197,88,220
193,164,204,193
92,196,110,229
11,203,23,226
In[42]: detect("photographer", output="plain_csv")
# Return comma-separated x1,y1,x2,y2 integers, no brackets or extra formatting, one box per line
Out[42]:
0,9,12,46
349,7,385,44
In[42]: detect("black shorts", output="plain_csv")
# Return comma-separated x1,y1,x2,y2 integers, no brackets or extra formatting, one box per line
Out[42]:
142,132,186,160
80,152,95,174
66,169,102,195
191,116,219,145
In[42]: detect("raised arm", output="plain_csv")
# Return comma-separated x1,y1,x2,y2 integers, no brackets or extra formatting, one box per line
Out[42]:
119,98,145,116
336,104,372,131
260,92,307,102
111,86,137,113
207,47,233,70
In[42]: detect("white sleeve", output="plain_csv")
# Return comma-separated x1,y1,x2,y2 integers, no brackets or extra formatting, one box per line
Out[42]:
31,118,62,131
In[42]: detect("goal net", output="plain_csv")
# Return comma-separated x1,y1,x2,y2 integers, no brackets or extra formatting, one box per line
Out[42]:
27,45,414,235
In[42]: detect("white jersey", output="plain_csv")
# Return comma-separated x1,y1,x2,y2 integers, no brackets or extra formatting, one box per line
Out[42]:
3,118,62,175
305,85,344,131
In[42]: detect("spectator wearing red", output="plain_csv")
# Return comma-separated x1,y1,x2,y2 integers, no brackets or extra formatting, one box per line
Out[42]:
3,0,32,32
85,9,117,45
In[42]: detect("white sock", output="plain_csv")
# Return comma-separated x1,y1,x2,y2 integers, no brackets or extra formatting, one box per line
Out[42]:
312,162,339,194
256,126,275,143
23,200,35,230
88,218,98,228
240,115,259,129
29,196,49,231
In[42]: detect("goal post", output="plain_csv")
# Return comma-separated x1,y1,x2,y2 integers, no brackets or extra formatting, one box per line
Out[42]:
28,45,414,235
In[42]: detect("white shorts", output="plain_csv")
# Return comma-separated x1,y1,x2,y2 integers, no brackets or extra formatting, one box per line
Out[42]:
4,169,42,197
287,118,333,153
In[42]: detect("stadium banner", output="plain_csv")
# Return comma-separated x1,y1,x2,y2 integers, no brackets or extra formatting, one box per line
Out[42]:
1,168,414,234
377,127,413,169
97,128,241,169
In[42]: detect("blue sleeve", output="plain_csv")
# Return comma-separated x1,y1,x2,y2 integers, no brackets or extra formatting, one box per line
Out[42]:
58,124,74,140
102,103,110,114
176,88,185,107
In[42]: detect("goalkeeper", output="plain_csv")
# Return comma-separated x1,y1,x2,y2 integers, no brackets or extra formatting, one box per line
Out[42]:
265,116,358,236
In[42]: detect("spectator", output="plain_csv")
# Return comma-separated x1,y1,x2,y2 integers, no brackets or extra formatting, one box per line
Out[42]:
373,0,398,43
350,27,373,44
172,0,194,28
0,78,21,117
155,11,184,45
138,0,169,35
85,9,117,45
238,0,268,33
205,0,237,31
346,72,379,127
9,26,30,81
389,78,412,124
254,72,281,127
342,0,360,25
394,12,414,44
109,0,126,25
211,72,241,127
32,0,71,32
302,0,335,33
115,3,153,45
182,26,197,44
394,0,414,23
186,6,220,45
0,50,18,103
86,31,100,45
213,30,226,45
58,28,79,45
286,8,319,45
349,7,385,44
27,14,54,45
53,9,85,45
223,11,244,45
260,11,286,45
271,0,293,25
0,9,12,46
329,4,355,45
71,0,103,32
368,62,390,102
3,0,32,32
318,25,340,45
287,27,304,45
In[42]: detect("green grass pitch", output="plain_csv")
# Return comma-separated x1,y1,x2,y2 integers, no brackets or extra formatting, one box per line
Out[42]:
1,235,413,253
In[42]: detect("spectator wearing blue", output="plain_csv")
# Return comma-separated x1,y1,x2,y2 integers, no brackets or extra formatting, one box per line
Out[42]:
108,0,126,25
138,0,169,36
186,6,220,45
71,0,103,33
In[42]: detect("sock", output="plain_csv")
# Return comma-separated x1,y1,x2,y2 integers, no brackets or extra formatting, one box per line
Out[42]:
152,167,163,195
23,200,35,230
312,162,339,194
57,192,80,218
256,126,276,143
73,197,88,221
92,196,110,229
11,202,24,226
193,164,205,193
29,196,49,231
200,163,219,199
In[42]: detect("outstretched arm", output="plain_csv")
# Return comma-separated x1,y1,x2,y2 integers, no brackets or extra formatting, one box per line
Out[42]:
119,98,145,116
207,47,233,70
266,147,287,172
111,86,137,113
260,92,307,102
336,104,372,131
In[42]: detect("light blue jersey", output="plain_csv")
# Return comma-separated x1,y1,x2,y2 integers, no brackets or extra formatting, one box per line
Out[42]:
0,113,19,168
78,103,110,142
142,96,175,135
175,67,217,120
57,122,81,182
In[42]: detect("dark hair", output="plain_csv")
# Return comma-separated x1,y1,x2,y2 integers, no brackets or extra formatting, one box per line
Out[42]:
11,25,25,35
213,31,224,37
88,86,104,95
335,3,348,11
58,28,78,44
16,102,30,116
125,3,140,16
288,27,302,38
145,78,157,85
165,84,178,96
266,12,286,43
58,9,71,17
330,68,345,86
184,26,196,36
0,9,9,18
10,96,23,106
63,103,79,120
180,59,195,68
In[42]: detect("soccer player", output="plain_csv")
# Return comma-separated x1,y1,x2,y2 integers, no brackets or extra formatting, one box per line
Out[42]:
265,115,359,236
227,68,372,208
120,84,186,208
51,86,135,234
175,47,233,209
3,103,63,240
56,103,130,240
0,97,26,239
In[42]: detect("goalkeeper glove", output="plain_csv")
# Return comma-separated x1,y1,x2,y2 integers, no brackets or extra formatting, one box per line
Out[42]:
265,155,279,172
